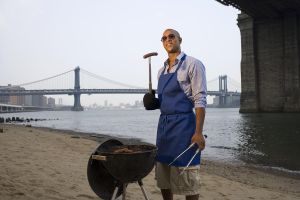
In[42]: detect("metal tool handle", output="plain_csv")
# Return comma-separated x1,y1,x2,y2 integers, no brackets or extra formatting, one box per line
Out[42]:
143,52,158,59
168,143,195,166
143,52,158,93
148,57,152,93
180,149,200,175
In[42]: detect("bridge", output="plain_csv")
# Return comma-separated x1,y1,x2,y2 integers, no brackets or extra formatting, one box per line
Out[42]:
215,0,300,112
0,67,240,111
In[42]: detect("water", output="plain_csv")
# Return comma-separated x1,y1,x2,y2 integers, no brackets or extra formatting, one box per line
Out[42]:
1,108,300,172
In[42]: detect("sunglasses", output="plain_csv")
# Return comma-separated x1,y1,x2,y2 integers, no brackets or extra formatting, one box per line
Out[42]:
161,34,176,42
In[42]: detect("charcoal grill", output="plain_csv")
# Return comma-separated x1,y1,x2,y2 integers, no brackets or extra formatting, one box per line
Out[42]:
87,139,157,200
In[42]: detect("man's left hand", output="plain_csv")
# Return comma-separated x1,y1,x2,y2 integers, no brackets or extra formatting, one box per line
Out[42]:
191,133,206,151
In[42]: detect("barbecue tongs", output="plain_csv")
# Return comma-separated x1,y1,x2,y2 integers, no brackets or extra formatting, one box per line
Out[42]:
168,143,200,175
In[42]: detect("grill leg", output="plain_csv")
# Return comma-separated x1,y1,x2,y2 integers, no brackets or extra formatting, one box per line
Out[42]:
138,180,150,200
122,184,127,200
111,186,119,200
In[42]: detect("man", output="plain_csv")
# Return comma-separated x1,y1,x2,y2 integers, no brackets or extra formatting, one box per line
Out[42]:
143,29,207,200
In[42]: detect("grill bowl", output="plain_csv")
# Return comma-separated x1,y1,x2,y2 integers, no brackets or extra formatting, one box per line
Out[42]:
100,144,157,183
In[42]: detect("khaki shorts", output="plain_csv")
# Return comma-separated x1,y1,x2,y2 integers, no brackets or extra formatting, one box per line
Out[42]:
155,162,201,196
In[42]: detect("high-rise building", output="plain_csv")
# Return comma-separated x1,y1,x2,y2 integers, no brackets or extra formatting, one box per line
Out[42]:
42,96,47,107
25,95,33,106
32,95,41,106
58,98,63,105
0,95,9,104
48,97,55,107
0,85,25,105
0,86,10,104
32,95,48,107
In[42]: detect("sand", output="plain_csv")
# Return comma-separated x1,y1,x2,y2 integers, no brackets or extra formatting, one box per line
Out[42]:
0,124,299,200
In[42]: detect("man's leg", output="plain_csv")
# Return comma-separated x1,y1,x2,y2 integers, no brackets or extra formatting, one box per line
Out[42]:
156,163,172,200
161,189,173,200
186,194,199,200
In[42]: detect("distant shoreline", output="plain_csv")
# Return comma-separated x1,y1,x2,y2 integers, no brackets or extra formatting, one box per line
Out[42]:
0,104,241,114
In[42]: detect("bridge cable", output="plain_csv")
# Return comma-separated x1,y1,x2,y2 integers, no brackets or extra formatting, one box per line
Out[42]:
80,68,144,89
227,76,241,88
207,77,219,83
227,77,241,85
2,69,74,89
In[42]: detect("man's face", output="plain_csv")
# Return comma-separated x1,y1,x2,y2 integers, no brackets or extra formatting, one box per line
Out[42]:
161,30,181,54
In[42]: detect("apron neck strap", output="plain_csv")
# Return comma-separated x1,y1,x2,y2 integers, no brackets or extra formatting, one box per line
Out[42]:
163,54,186,74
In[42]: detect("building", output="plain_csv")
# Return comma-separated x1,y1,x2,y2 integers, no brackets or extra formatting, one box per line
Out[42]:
42,96,47,107
0,95,10,104
0,85,25,105
48,97,55,108
58,98,63,105
25,95,33,106
212,95,240,108
10,95,25,106
32,95,48,107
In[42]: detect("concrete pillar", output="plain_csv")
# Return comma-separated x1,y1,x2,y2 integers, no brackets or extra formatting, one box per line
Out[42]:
238,13,300,112
283,13,300,111
238,13,260,112
256,16,285,111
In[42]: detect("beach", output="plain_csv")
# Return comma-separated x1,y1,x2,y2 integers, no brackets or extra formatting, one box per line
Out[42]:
0,124,299,200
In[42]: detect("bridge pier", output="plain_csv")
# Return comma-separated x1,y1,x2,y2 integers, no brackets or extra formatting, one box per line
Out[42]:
218,75,228,106
72,67,83,111
238,13,300,112
72,93,83,111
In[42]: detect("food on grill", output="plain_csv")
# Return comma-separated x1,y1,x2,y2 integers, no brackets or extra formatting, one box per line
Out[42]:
113,147,134,153
107,145,154,154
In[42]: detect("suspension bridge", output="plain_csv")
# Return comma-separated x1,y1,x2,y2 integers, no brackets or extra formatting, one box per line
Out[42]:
0,67,241,111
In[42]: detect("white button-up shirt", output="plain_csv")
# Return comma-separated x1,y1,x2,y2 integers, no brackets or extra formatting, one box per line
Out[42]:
157,52,207,108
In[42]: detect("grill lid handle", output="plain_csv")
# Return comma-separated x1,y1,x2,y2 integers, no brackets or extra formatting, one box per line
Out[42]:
92,155,107,161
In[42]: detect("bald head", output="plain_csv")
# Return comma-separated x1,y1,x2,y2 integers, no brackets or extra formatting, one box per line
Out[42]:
163,29,182,42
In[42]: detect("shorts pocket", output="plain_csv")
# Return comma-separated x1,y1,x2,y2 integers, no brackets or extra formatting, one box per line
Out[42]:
171,166,200,191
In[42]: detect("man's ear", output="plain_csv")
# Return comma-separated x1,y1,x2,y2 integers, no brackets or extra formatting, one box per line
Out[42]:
179,37,182,43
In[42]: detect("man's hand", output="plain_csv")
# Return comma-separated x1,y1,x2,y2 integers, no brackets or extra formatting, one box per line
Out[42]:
193,107,206,151
143,90,160,110
191,133,206,151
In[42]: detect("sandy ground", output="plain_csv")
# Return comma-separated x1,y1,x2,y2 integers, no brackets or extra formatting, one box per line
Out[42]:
0,124,299,200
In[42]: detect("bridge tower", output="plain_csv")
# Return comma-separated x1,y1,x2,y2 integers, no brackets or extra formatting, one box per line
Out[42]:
72,67,83,111
219,75,228,106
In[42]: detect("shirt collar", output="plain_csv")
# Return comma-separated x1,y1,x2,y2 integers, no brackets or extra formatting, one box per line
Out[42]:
164,51,185,67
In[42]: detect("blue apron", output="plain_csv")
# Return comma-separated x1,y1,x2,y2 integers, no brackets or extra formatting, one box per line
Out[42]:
156,54,201,167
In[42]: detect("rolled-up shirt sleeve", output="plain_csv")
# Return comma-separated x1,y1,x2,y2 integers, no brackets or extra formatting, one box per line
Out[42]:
189,60,207,108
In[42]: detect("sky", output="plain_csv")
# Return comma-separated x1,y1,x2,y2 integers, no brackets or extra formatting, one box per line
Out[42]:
0,0,241,106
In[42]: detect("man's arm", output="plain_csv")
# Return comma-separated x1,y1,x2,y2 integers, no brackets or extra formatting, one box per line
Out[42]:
191,107,206,150
189,59,207,150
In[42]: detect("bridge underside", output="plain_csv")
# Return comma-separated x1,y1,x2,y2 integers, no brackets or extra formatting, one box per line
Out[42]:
216,0,300,19
217,0,300,112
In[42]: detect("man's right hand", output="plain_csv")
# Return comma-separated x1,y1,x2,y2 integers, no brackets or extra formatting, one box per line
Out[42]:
143,90,160,110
